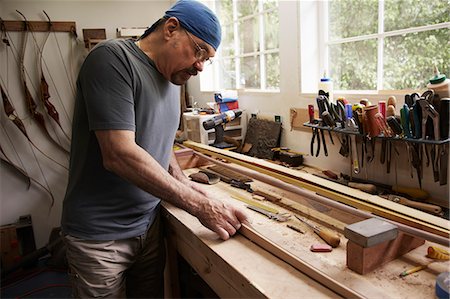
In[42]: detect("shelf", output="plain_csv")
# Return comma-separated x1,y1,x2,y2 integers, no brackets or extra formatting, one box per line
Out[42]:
303,122,450,145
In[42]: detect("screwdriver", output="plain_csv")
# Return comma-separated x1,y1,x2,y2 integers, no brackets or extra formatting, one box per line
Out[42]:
294,215,340,248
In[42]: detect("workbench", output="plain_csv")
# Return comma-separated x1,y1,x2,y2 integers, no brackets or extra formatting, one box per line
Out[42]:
162,150,449,298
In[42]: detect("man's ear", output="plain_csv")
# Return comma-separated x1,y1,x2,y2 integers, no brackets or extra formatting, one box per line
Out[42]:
164,17,181,37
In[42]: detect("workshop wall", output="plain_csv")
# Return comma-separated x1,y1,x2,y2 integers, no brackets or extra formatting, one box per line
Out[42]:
187,1,449,204
0,0,171,248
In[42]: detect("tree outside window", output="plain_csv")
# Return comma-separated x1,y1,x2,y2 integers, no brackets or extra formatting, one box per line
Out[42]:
327,0,449,91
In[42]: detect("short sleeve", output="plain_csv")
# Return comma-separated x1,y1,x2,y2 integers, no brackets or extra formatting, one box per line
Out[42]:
78,45,135,131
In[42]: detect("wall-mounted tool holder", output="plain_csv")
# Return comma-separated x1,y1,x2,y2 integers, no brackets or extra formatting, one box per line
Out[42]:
303,122,450,145
303,121,449,187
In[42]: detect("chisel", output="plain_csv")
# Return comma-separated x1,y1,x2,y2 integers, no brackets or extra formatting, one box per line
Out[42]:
384,194,442,215
340,174,429,200
313,173,378,194
294,215,340,248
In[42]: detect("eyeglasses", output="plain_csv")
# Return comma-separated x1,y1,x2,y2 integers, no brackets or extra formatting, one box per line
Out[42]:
184,30,213,65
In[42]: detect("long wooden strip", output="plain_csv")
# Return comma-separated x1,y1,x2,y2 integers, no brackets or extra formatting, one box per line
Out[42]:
239,224,365,299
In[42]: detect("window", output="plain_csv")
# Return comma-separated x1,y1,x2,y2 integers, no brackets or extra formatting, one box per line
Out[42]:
200,0,280,91
324,0,449,91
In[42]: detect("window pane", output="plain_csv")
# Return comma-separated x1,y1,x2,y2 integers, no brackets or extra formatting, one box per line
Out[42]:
240,56,261,89
220,58,236,89
239,17,260,54
217,0,234,25
266,53,280,89
384,28,450,90
264,11,279,50
329,39,377,90
385,0,450,32
263,0,278,11
222,24,235,57
329,0,378,40
237,0,258,18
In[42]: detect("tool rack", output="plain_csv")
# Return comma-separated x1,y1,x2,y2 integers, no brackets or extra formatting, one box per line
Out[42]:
303,122,449,188
303,122,450,146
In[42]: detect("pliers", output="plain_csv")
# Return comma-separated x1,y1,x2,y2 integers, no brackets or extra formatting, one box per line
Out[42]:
310,123,321,157
309,105,327,157
316,96,334,145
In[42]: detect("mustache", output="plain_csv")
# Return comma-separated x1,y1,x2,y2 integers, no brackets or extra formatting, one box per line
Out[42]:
185,67,198,76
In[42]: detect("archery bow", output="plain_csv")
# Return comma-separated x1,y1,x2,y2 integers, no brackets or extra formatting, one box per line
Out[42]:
37,13,71,141
16,10,70,155
0,142,55,207
1,80,67,170
0,144,31,189
43,10,77,99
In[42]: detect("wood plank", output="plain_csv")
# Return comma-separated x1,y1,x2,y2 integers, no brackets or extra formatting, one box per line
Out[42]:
2,20,76,33
289,108,311,132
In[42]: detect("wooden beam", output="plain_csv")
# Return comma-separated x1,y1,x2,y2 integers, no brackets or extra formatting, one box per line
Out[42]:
1,20,76,33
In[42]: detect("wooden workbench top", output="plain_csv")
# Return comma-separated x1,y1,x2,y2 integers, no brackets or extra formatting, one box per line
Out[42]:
162,167,448,299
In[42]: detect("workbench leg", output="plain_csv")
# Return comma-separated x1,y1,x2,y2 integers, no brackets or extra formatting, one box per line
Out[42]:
164,223,181,298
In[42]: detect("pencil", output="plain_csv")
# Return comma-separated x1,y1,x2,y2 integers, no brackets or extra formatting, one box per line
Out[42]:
399,265,427,277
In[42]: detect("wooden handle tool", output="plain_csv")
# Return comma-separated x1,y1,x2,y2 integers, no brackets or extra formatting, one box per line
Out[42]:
387,195,442,215
295,215,340,248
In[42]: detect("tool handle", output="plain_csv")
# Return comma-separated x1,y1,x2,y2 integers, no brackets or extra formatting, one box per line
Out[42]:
391,195,442,214
350,135,360,174
253,189,282,203
392,185,428,200
315,229,341,248
308,104,315,123
347,182,377,194
413,103,422,138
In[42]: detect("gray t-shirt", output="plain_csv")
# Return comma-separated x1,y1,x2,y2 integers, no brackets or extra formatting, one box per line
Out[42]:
61,39,180,240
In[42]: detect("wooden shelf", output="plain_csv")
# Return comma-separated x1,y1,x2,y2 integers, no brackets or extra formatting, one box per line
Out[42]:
1,20,76,33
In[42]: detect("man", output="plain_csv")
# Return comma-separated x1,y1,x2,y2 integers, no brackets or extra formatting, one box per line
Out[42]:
61,0,247,297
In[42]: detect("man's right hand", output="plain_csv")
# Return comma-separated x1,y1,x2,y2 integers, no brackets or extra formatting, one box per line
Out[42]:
195,198,248,240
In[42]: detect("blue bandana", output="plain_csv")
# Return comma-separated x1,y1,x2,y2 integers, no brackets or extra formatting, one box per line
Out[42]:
141,0,221,50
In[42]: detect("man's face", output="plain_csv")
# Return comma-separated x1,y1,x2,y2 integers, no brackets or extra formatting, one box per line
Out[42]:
169,31,215,85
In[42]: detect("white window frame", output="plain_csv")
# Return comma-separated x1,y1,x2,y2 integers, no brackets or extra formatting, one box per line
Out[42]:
200,0,280,92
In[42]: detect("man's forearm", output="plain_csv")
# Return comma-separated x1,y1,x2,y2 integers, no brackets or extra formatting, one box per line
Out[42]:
96,130,206,216
168,152,188,183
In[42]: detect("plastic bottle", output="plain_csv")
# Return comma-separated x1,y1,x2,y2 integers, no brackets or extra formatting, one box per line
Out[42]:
427,66,450,98
319,71,334,103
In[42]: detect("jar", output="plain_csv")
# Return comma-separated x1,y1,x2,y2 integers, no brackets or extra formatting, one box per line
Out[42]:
427,66,450,98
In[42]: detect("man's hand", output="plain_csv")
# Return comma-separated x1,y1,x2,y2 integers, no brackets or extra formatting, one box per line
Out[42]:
196,199,248,240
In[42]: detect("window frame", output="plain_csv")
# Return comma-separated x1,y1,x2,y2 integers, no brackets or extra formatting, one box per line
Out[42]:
320,0,450,94
200,0,280,92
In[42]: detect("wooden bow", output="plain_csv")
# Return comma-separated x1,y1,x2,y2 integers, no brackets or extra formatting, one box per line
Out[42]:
1,81,67,170
16,10,69,154
0,144,55,207
39,11,71,141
